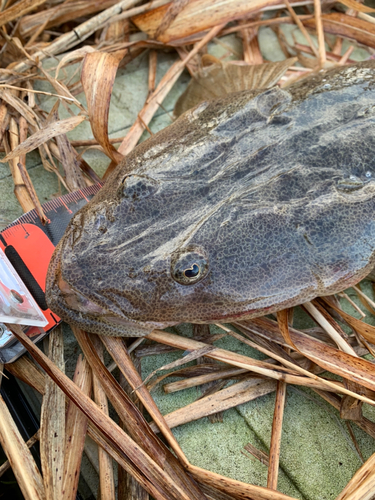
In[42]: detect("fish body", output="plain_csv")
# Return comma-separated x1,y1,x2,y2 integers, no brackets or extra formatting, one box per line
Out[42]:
46,61,375,336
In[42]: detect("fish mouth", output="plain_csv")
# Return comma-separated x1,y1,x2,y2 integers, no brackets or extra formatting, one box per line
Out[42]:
56,274,107,316
46,243,174,337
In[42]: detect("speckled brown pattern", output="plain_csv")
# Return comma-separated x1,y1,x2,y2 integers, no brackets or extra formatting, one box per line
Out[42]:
46,61,375,336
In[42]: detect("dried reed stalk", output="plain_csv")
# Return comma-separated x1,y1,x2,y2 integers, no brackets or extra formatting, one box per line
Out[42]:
101,0,169,28
335,451,375,500
339,45,355,64
0,0,49,28
239,17,263,65
1,114,86,163
148,50,158,95
311,388,375,440
8,0,146,77
150,377,277,432
70,136,125,147
63,355,92,500
303,13,375,49
243,443,270,467
0,101,9,146
148,330,375,404
222,14,314,36
338,292,366,318
236,317,375,395
18,0,119,39
0,393,45,500
47,102,87,191
188,464,297,500
285,0,319,57
0,430,39,478
74,331,301,500
91,338,115,500
6,117,34,213
132,0,315,42
84,423,173,500
154,0,191,39
143,345,217,387
293,42,356,63
303,301,356,355
101,335,189,467
119,473,149,500
81,50,125,164
321,297,375,345
146,361,229,391
314,0,326,66
5,355,46,394
267,381,287,490
40,326,65,500
350,286,375,316
47,141,101,186
338,0,375,12
17,160,48,223
353,285,375,314
117,369,149,500
163,367,249,393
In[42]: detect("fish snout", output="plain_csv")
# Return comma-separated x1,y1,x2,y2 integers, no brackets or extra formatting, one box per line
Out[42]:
45,240,172,337
57,274,106,315
46,242,106,317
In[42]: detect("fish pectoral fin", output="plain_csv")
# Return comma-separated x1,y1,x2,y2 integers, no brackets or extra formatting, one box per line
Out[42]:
174,57,297,117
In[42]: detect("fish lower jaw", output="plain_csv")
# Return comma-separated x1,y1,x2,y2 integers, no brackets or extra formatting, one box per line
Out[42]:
48,277,173,336
51,301,163,337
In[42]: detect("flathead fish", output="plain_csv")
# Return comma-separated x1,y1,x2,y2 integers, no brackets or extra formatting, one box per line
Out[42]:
46,60,375,336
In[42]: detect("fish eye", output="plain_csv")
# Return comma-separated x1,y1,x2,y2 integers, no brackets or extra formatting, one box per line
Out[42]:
184,263,200,278
171,248,209,285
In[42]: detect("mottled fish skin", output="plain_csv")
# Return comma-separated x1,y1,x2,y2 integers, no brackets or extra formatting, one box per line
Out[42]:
46,61,375,336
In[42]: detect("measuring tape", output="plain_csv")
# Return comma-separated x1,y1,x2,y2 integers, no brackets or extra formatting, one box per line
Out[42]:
0,183,102,363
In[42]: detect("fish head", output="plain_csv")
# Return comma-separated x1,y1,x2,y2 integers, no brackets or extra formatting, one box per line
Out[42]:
46,61,375,335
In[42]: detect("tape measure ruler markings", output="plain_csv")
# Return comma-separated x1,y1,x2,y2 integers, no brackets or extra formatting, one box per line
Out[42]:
0,183,102,363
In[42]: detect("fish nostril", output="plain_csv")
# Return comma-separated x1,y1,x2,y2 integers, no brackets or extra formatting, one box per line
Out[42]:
57,275,105,315
94,214,107,233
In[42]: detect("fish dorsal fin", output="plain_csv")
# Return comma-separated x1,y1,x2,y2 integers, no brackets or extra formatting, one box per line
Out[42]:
174,57,297,117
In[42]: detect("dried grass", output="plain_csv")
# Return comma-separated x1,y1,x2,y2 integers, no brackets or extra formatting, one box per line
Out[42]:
1,1,375,499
